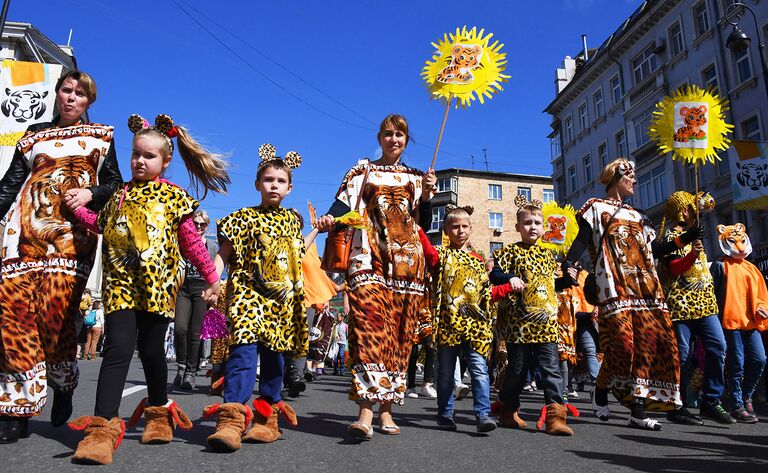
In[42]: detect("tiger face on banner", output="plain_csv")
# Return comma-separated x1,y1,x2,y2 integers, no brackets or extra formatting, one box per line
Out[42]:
538,201,578,255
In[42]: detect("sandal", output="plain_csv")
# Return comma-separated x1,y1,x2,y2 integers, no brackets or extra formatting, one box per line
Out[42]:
628,416,662,431
378,423,400,435
347,422,373,440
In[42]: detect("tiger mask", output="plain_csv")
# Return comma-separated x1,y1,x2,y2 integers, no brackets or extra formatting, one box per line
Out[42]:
717,223,752,259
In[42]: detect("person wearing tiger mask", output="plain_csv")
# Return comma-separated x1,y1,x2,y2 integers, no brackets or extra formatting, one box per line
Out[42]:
0,71,122,443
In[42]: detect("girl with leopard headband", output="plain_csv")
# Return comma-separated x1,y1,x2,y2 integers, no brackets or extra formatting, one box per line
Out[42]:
563,158,701,431
65,114,229,464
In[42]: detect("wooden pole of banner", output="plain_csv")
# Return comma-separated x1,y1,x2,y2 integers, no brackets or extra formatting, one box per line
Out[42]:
430,97,453,170
694,163,700,219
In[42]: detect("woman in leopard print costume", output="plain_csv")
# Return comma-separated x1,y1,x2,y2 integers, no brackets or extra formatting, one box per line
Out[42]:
564,158,702,431
316,115,436,440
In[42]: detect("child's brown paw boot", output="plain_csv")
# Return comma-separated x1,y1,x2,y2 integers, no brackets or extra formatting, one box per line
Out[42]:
128,398,193,444
544,403,573,436
243,397,297,443
491,401,526,428
69,416,125,465
203,403,252,452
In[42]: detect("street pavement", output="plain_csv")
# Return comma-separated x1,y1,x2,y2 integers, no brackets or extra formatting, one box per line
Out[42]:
3,356,768,473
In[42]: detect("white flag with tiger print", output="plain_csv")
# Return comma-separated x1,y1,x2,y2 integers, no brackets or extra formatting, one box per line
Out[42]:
729,139,768,210
0,60,62,179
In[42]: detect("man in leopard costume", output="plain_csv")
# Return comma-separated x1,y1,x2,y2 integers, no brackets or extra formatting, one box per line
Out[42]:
657,191,733,426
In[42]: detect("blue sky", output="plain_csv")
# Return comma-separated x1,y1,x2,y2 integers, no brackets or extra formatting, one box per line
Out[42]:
12,0,640,230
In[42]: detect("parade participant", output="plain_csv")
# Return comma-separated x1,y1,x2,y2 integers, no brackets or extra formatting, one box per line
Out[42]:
174,210,219,391
489,196,577,436
563,158,701,431
66,113,228,464
204,145,306,452
555,268,579,401
333,312,349,376
84,300,105,360
0,71,122,444
418,205,511,433
315,114,435,440
657,192,733,426
710,223,768,423
307,303,338,377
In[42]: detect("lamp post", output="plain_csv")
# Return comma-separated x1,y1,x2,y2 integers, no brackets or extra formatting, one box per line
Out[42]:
724,2,768,99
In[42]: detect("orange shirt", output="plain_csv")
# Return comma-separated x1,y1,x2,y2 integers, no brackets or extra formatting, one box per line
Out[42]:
302,243,337,308
722,257,768,331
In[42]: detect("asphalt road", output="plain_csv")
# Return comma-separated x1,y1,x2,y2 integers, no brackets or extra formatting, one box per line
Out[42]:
3,357,768,473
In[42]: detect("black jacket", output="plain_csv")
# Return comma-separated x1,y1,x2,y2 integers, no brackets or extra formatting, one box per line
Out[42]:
0,118,122,218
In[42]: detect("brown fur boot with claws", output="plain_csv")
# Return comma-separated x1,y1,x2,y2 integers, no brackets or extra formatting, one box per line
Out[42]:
243,398,298,443
491,401,527,429
204,403,252,452
69,416,125,465
544,403,573,436
128,398,193,444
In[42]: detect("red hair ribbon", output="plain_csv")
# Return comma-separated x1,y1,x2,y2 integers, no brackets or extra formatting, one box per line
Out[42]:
166,126,178,138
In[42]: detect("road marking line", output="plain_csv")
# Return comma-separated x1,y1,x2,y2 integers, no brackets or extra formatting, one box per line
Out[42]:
122,385,147,397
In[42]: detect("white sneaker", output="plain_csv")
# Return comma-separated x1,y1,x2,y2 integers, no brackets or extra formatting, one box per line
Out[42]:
567,390,579,399
454,383,471,400
406,388,419,399
419,382,437,399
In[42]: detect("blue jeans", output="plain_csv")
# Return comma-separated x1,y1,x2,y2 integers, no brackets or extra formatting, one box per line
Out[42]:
500,342,563,410
224,343,285,405
673,315,726,404
576,313,600,381
436,343,491,419
724,329,767,410
334,343,346,374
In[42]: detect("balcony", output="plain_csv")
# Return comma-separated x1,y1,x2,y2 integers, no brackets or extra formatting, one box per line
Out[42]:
431,190,457,207
627,71,662,108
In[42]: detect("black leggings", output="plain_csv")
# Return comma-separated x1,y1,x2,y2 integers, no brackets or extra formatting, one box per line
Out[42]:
94,310,170,418
407,343,435,387
174,279,207,372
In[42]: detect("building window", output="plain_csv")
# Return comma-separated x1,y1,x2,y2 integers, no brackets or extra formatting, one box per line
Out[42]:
564,115,574,143
638,164,667,209
436,177,455,193
568,165,577,194
702,63,719,92
634,107,655,148
543,188,555,203
593,88,604,118
517,187,532,201
632,44,659,84
431,206,445,232
693,2,710,36
490,242,503,254
598,142,609,168
615,129,627,157
717,151,729,176
610,74,623,105
669,21,684,57
488,184,502,200
578,102,589,131
583,154,593,183
734,48,753,85
741,114,763,141
489,212,503,230
551,134,561,159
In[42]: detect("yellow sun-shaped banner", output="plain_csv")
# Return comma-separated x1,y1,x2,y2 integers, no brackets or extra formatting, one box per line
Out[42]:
537,201,578,255
422,26,510,108
648,85,733,165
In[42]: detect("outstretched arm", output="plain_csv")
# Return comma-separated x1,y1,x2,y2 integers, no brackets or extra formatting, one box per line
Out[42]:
417,227,439,270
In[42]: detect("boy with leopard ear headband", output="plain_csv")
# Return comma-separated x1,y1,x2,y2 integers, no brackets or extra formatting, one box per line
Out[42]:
489,196,578,436
204,144,307,453
657,192,734,427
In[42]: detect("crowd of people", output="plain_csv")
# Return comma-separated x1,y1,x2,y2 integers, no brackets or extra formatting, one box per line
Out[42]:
0,70,766,465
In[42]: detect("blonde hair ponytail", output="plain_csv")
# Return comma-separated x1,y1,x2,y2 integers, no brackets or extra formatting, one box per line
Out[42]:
175,125,230,199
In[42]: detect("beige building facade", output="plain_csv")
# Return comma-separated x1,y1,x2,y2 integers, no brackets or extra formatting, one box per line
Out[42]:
427,168,554,258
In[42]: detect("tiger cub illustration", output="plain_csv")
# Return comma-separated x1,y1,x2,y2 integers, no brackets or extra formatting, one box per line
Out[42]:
673,105,707,142
18,149,99,258
542,215,567,244
437,44,483,85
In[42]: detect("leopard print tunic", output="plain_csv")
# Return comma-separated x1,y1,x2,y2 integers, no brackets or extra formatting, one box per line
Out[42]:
99,180,197,318
217,206,307,355
658,227,719,322
493,243,558,344
431,247,493,356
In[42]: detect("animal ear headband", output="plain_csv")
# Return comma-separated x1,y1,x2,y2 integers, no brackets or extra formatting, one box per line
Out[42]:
514,194,543,210
258,143,302,170
445,204,474,217
617,160,636,177
128,114,177,152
